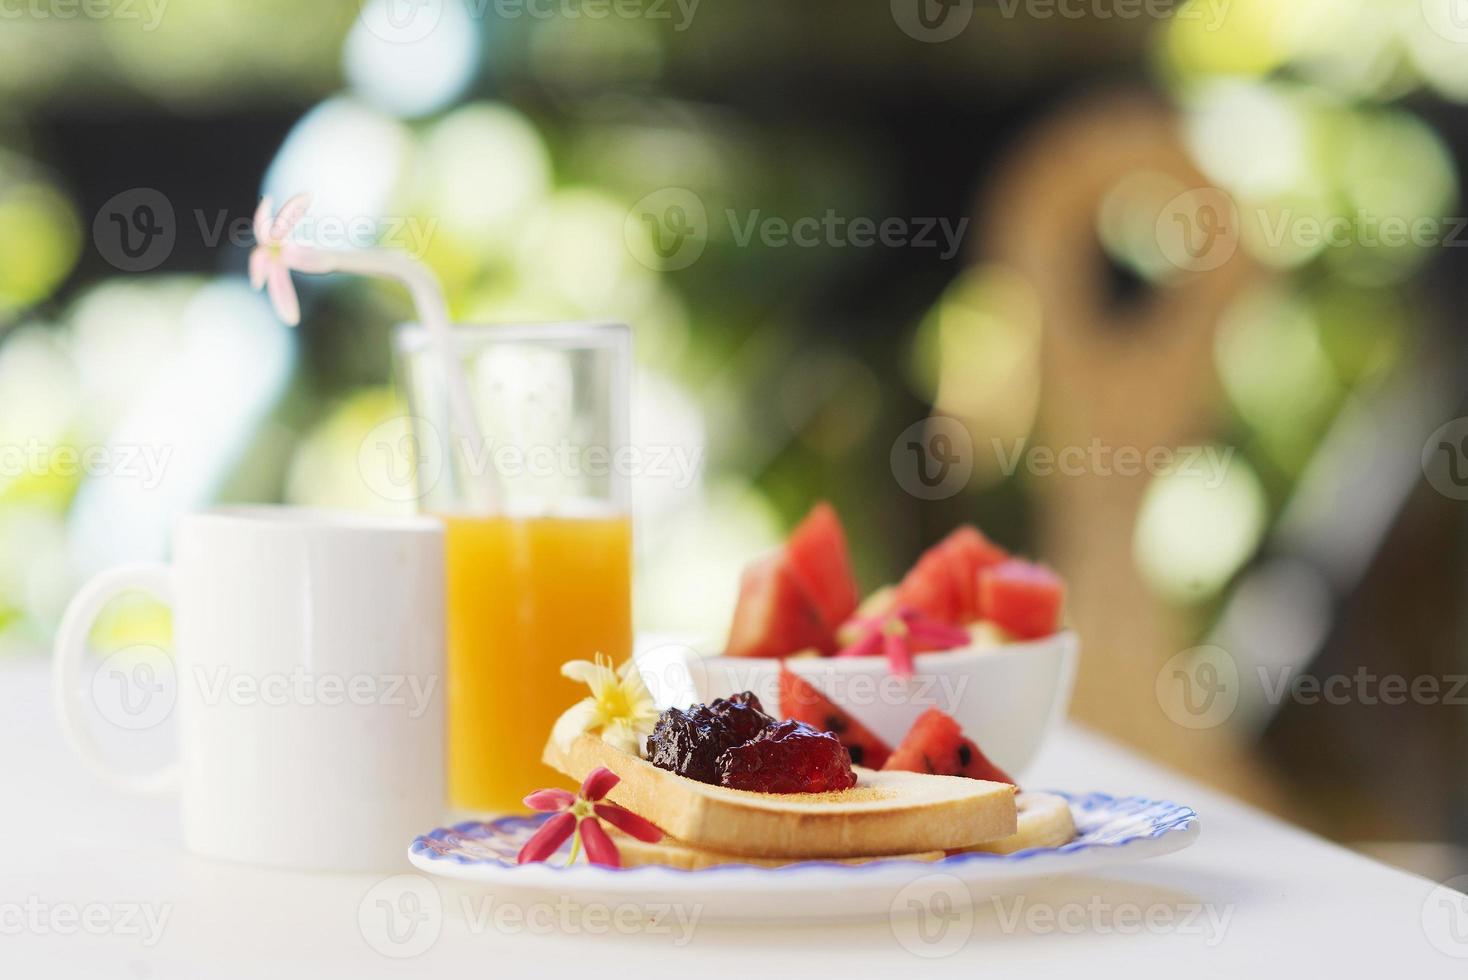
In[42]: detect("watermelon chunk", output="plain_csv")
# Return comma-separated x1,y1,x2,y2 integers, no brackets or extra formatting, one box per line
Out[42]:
726,554,836,658
894,550,959,623
943,526,1008,619
882,707,1015,785
785,502,860,631
894,525,1008,624
778,667,892,768
978,559,1063,639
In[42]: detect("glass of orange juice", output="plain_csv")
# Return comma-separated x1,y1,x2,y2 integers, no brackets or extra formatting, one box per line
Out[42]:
396,322,632,814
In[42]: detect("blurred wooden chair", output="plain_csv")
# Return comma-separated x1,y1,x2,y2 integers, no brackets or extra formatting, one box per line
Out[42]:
975,91,1288,809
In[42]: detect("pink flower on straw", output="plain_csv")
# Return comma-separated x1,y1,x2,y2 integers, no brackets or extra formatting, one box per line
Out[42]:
835,606,971,677
249,193,327,326
517,767,663,868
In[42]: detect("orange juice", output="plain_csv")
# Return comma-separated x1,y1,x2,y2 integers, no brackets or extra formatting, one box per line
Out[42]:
442,512,632,813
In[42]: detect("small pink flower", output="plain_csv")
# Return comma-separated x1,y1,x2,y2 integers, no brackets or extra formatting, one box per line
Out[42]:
516,767,663,868
835,606,971,677
249,193,322,326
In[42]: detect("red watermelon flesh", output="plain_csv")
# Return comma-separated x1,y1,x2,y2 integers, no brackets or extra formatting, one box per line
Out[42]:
882,708,1015,785
778,668,892,769
939,544,979,624
785,502,860,632
944,526,1008,619
894,549,961,623
895,524,1007,624
978,559,1063,639
726,554,836,658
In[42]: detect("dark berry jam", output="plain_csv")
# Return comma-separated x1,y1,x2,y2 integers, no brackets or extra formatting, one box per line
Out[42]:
715,719,857,794
647,693,856,794
645,692,774,784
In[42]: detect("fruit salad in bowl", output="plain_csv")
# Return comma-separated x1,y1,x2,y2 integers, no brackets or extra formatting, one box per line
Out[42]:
641,503,1078,779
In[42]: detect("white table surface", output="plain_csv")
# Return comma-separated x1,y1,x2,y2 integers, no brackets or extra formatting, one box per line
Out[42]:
3,654,1464,977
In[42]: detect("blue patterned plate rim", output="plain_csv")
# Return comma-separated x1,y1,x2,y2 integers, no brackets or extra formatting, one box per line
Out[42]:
409,790,1198,876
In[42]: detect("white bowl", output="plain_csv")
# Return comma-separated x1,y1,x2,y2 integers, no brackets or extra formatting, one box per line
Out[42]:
633,630,1078,779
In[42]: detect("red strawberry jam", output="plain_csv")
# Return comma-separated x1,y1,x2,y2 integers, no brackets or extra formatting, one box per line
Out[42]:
715,720,858,794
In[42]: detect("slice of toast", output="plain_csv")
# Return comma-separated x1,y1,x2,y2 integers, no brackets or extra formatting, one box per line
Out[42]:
955,791,1076,855
608,828,945,870
544,733,1016,859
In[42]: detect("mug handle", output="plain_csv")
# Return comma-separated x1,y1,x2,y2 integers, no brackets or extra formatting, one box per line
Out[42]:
51,563,181,795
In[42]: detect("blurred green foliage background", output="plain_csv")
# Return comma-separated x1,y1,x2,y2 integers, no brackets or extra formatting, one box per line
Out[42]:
2,0,1467,854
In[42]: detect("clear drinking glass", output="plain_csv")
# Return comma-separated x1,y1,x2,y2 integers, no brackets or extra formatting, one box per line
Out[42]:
396,322,632,813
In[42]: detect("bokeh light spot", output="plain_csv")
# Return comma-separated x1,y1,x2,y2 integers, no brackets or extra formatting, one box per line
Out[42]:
1134,452,1267,604
0,182,81,316
345,0,480,118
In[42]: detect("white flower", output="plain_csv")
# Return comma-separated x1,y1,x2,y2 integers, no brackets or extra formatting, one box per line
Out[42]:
551,654,660,757
248,193,336,325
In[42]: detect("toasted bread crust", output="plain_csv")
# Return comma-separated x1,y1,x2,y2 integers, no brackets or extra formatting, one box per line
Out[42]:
610,829,945,869
545,734,1016,858
958,791,1076,855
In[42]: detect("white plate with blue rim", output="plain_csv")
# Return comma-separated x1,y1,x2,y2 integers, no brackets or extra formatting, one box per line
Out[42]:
408,791,1200,920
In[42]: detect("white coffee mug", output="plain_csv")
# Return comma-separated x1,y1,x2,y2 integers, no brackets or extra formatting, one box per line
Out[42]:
52,506,446,871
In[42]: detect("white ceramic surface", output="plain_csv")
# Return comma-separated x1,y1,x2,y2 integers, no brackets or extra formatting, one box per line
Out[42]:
52,506,446,871
635,630,1078,778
